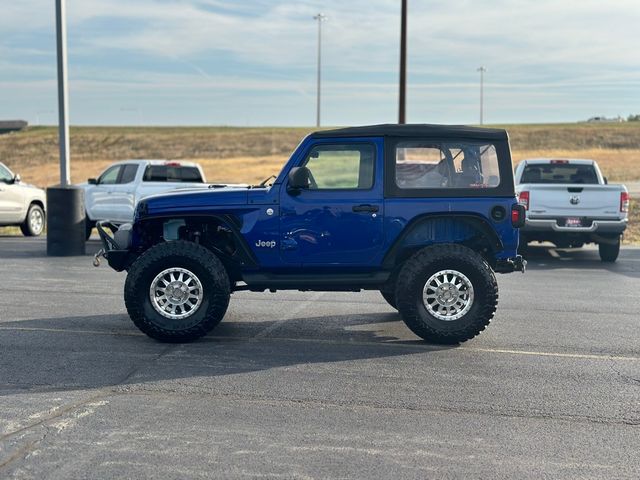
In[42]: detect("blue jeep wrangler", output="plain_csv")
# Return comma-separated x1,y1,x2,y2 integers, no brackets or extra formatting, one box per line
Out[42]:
96,124,526,344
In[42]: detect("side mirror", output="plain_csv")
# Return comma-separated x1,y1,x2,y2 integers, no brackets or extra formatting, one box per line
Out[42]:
88,178,98,185
287,166,310,194
12,174,21,184
603,177,608,185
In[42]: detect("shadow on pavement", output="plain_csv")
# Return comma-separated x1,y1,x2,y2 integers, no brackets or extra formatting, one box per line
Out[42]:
521,244,640,279
0,313,451,397
0,237,103,259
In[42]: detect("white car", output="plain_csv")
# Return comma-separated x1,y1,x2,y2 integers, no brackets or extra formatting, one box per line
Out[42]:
0,162,46,236
515,158,629,262
79,160,208,238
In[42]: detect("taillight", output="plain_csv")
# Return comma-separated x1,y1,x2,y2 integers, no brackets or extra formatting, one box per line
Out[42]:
511,204,526,228
620,192,630,213
518,191,530,210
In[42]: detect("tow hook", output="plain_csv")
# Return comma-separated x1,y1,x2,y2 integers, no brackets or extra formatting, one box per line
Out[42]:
93,248,106,267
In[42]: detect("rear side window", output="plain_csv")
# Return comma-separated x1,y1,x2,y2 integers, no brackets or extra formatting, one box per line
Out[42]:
520,164,598,184
143,165,204,183
395,141,500,189
119,164,138,184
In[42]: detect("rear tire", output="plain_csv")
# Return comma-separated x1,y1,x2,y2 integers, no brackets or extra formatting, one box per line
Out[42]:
20,204,45,236
598,237,620,263
379,287,397,310
395,244,498,344
124,240,230,342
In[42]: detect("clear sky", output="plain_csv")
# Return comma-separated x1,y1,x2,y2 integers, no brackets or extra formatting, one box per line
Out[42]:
1,0,638,126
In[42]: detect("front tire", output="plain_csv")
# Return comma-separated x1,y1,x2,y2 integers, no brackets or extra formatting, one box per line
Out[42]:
20,203,45,236
395,244,498,344
598,237,620,263
124,241,230,342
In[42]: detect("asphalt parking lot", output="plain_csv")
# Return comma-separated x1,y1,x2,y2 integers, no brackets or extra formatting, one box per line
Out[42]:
1,237,639,479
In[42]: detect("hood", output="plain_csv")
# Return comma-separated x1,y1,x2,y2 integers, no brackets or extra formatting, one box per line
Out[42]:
138,186,250,217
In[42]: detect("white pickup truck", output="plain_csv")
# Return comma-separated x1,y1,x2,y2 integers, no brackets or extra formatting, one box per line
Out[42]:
80,160,207,239
515,159,629,262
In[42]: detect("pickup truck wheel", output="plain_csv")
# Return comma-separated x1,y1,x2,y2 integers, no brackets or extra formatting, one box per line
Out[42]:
124,241,230,342
20,203,45,236
379,287,398,310
395,244,498,344
598,237,621,263
85,219,95,240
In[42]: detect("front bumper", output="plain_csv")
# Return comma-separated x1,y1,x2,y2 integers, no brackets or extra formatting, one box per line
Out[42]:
95,221,134,272
523,217,627,234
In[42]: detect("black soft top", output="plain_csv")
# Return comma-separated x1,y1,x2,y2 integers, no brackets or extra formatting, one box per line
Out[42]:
311,123,508,141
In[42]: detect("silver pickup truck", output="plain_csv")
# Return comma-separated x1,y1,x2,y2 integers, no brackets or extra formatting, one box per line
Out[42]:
0,162,46,236
515,158,629,262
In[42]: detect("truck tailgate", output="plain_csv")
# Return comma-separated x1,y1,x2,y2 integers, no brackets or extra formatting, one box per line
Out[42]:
524,184,622,218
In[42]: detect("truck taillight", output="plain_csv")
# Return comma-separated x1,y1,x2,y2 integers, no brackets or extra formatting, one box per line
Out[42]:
511,204,526,228
620,192,630,213
518,191,530,210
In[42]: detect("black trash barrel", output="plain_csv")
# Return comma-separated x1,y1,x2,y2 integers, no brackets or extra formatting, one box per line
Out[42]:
46,185,86,256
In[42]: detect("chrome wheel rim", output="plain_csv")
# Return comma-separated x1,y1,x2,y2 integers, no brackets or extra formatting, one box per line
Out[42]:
149,267,204,320
422,269,474,321
29,208,44,234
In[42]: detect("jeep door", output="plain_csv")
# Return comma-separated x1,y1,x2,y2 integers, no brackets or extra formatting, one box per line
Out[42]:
279,140,384,265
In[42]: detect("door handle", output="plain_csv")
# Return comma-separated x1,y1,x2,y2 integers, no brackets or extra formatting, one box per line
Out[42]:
352,204,379,213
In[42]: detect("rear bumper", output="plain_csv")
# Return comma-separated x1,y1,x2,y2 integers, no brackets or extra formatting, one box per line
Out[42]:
494,255,526,274
523,217,627,234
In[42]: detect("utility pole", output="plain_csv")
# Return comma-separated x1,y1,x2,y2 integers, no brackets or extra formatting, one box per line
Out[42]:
477,66,487,125
399,0,407,124
313,13,327,127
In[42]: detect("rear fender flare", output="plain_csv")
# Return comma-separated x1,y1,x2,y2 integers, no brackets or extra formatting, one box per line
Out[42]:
382,213,503,269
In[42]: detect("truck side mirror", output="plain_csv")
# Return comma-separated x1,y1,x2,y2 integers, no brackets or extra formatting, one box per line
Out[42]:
88,178,98,185
12,174,21,184
287,167,310,195
603,177,608,184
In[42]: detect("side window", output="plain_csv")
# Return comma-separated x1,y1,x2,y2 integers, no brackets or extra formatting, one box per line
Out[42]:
395,141,500,189
0,164,13,182
303,144,375,190
98,165,122,185
119,164,138,184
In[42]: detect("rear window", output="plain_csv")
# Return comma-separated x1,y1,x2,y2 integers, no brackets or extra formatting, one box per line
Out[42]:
143,165,204,183
395,142,501,189
521,164,598,184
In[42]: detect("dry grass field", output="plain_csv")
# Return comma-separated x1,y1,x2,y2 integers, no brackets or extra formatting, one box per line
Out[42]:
1,122,638,242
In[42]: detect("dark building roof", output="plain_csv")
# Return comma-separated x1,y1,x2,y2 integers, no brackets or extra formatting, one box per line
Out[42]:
311,123,508,140
0,120,28,134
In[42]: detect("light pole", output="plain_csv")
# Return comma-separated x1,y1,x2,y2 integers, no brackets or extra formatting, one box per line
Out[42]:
56,0,71,185
399,0,407,124
48,0,85,256
313,13,327,127
477,66,487,125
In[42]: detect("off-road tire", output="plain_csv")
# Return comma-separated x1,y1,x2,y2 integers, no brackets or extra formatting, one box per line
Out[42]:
20,203,45,236
598,237,620,263
124,240,230,342
395,244,498,344
379,287,398,310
